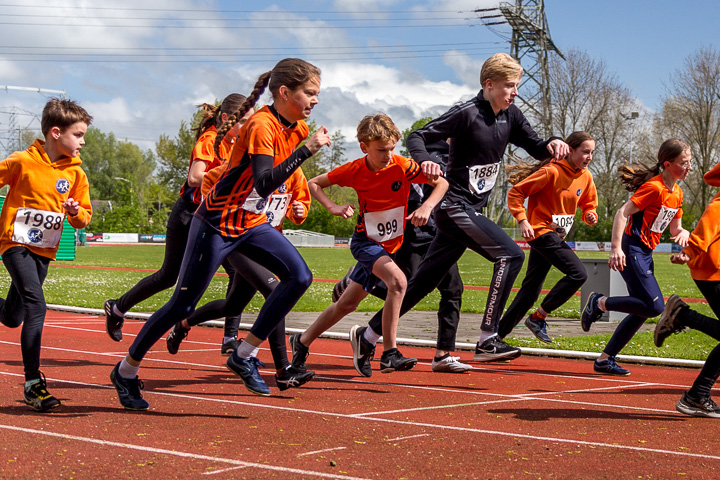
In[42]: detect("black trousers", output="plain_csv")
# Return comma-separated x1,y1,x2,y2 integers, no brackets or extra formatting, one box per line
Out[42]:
0,246,51,381
497,232,587,339
368,202,524,346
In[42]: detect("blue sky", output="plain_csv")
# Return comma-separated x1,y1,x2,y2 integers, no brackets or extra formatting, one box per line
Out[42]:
0,0,718,160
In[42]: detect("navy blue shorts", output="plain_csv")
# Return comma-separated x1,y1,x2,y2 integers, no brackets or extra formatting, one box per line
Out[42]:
349,233,392,293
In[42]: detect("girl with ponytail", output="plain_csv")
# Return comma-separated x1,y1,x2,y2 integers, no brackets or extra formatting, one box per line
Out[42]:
497,132,598,344
109,59,331,409
582,139,692,376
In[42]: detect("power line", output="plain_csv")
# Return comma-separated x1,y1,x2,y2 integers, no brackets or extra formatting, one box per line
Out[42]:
0,4,472,14
0,21,477,29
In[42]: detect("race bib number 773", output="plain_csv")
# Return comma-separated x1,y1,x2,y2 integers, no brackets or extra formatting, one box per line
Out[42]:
12,207,65,249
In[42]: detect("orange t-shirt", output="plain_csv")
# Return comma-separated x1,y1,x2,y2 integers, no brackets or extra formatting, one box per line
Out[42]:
328,154,427,254
682,162,720,281
507,158,597,238
625,175,683,250
0,139,92,260
179,126,233,204
196,105,308,237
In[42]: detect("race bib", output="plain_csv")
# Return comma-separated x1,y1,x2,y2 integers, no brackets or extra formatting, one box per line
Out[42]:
551,214,575,231
365,206,404,243
265,194,291,228
12,207,65,249
241,188,270,215
469,163,500,195
650,205,678,234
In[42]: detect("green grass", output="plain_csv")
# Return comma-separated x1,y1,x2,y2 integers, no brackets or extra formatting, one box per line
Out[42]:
1,244,716,360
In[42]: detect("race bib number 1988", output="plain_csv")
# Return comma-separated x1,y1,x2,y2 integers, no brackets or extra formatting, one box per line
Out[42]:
12,207,64,249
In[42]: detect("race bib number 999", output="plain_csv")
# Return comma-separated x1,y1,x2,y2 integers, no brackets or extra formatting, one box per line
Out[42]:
365,206,404,244
469,163,500,195
12,207,64,249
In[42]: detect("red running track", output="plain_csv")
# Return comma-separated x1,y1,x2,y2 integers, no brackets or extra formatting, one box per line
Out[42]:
0,310,719,479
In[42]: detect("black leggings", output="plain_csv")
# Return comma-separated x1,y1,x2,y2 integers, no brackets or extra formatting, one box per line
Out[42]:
0,247,50,381
186,252,289,370
498,232,587,338
678,280,720,399
368,202,524,343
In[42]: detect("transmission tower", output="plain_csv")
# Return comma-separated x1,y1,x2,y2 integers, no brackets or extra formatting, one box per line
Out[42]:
0,85,66,156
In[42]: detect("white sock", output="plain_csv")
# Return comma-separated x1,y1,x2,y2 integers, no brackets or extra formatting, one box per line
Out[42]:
113,304,125,317
363,326,381,345
598,296,607,312
223,336,236,344
118,359,140,379
25,378,41,391
235,340,256,359
479,331,497,343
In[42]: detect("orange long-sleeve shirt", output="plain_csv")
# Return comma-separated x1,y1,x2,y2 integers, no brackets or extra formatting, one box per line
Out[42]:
682,162,720,281
0,139,92,260
507,157,598,238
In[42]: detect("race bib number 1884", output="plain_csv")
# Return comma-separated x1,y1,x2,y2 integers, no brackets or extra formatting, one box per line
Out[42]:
12,207,64,249
469,163,500,195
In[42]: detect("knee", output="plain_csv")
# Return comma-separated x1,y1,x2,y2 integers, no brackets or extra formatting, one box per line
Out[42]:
570,268,588,285
384,273,407,296
649,298,665,318
0,316,22,328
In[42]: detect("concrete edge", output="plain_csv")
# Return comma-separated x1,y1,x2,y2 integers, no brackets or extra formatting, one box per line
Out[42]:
53,304,704,369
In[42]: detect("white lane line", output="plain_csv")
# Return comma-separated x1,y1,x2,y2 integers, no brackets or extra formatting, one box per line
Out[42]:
297,447,348,457
386,434,430,442
201,466,248,475
0,424,369,480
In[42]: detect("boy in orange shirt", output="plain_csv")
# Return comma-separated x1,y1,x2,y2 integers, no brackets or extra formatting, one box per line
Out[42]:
654,162,720,418
0,98,93,411
290,113,448,375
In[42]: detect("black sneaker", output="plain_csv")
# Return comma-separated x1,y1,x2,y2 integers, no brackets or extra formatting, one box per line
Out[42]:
226,353,271,396
104,299,124,342
289,333,310,371
676,392,720,418
275,365,315,391
24,373,61,412
581,292,604,332
593,356,630,376
110,362,149,410
349,325,375,377
379,348,417,373
166,322,190,355
473,336,521,362
332,265,355,303
221,339,241,356
524,315,552,343
654,294,688,347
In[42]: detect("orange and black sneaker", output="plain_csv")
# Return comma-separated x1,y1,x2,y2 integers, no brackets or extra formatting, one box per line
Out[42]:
24,373,61,412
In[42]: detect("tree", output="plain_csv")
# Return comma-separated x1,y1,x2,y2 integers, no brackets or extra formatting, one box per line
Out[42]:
400,117,432,157
154,118,198,197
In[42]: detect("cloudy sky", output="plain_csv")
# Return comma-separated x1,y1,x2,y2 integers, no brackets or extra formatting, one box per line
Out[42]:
1,0,718,161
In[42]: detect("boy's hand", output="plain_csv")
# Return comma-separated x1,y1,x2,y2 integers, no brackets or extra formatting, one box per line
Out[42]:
420,161,442,181
407,205,431,226
547,139,569,159
62,197,80,216
585,212,597,225
330,204,354,218
670,252,690,265
291,200,306,219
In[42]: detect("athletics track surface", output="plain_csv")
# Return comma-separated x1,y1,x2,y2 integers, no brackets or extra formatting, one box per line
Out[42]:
0,310,719,479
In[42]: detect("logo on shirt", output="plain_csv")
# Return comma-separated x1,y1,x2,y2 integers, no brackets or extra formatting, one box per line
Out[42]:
256,198,267,211
27,228,44,243
266,211,275,224
278,183,288,193
576,188,582,196
391,181,402,192
56,179,70,194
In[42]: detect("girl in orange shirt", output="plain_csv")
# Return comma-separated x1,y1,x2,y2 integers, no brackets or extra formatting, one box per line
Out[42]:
582,139,691,375
497,131,598,344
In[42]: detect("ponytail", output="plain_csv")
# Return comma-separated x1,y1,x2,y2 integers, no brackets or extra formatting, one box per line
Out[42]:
619,138,689,192
507,131,594,185
194,103,220,141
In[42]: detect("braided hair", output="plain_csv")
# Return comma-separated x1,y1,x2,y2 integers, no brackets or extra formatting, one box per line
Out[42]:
618,138,689,192
506,131,594,185
213,58,321,160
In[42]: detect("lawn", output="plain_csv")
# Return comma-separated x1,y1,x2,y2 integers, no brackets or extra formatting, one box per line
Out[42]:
1,244,715,360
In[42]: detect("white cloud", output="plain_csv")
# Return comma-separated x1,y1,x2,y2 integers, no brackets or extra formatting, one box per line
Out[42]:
442,50,484,87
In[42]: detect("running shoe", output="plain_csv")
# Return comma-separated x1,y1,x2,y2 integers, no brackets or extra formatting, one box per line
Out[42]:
473,336,521,362
593,356,630,376
431,355,473,373
221,338,241,356
654,294,688,347
581,292,604,332
104,299,124,342
332,265,355,302
379,348,417,373
226,353,271,396
524,315,553,343
24,372,61,412
110,362,149,410
289,333,310,371
275,365,315,392
676,392,720,419
166,322,190,355
349,325,375,377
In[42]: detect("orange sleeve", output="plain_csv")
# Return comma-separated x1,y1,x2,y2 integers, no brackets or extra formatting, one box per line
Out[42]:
245,116,276,157
579,174,599,225
327,160,357,188
507,168,550,223
397,155,428,184
629,182,659,211
704,162,720,187
191,129,216,164
67,169,92,229
684,192,720,257
201,160,228,197
286,169,311,225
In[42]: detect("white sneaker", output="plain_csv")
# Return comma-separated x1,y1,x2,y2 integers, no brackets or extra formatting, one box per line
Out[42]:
431,355,473,373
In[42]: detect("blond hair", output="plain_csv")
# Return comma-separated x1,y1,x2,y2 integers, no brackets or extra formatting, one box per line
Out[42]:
480,53,523,87
356,113,401,145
